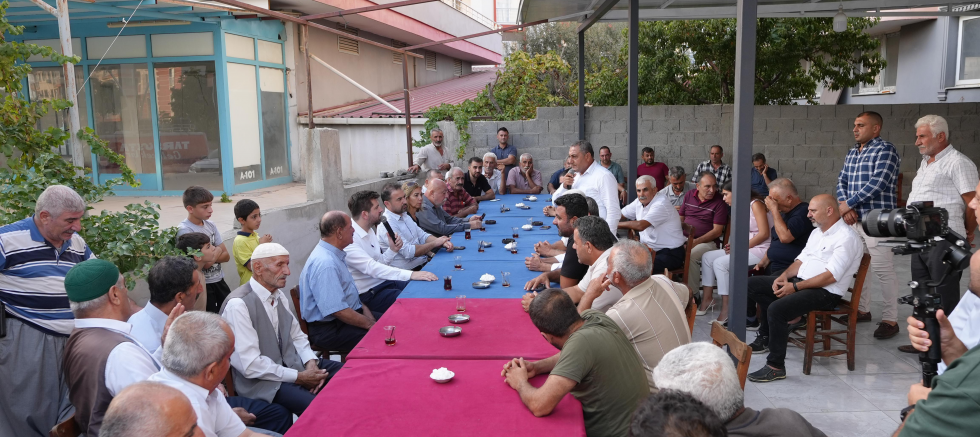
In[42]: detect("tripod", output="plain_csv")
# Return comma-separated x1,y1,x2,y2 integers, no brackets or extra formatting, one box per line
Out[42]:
893,232,971,387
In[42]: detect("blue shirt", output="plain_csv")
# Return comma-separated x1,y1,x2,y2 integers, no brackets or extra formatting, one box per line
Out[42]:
836,136,900,219
491,144,518,177
0,217,94,336
298,241,362,323
549,168,569,189
765,202,812,275
751,167,777,196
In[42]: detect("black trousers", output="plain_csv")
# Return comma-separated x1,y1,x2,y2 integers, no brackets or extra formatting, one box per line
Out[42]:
359,280,406,314
653,245,686,274
911,240,963,314
748,275,841,369
206,279,232,314
226,396,293,434
270,359,344,416
307,307,384,352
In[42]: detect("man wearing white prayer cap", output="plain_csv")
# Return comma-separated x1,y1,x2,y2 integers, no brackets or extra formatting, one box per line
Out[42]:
219,243,343,416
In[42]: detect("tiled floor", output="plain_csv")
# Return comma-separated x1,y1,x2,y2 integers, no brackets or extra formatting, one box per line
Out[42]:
692,258,972,437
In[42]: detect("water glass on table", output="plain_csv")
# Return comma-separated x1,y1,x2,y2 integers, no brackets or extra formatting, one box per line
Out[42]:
456,295,466,312
501,272,511,287
454,255,463,271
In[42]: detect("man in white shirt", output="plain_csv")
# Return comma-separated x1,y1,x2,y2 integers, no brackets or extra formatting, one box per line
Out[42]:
619,175,687,273
407,128,452,174
346,190,438,314
132,256,292,435
220,243,343,416
483,153,504,195
61,259,161,437
746,194,863,383
552,140,622,235
150,311,260,437
101,381,205,437
904,115,978,316
130,256,203,359
523,216,621,314
379,183,452,270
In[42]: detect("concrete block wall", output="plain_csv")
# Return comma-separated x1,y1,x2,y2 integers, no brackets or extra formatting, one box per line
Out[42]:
446,103,980,202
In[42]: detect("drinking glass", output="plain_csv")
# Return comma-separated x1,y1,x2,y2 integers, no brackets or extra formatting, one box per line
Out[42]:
512,227,520,238
456,295,466,312
384,326,396,346
444,276,452,290
510,241,518,254
464,229,471,240
501,272,511,287
454,255,463,271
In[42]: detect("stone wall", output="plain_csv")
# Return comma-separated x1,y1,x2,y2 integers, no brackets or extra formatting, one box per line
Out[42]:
445,103,980,201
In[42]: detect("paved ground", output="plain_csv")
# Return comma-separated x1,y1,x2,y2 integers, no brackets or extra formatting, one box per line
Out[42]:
692,257,972,437
92,182,309,231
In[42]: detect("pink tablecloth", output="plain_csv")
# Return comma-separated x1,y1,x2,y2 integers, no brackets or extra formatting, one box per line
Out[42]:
347,298,557,361
285,358,585,437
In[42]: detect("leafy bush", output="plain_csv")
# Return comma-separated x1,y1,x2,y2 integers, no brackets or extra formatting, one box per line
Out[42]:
0,1,184,288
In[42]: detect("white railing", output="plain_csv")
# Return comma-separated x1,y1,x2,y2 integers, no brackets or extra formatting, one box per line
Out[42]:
440,0,498,29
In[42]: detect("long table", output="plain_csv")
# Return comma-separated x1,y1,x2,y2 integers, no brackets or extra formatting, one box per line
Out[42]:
285,194,583,437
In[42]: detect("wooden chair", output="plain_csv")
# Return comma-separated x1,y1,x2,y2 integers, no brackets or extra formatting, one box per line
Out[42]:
788,253,872,375
49,415,80,437
290,286,348,361
668,223,696,283
711,322,751,389
223,369,237,397
685,294,697,336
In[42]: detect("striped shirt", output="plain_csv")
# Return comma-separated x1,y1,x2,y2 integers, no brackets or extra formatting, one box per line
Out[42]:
907,145,979,237
0,217,94,336
695,160,733,187
836,136,901,219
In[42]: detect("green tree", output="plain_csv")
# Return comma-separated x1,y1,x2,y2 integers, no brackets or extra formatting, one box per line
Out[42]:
417,50,574,156
587,17,885,106
0,1,184,287
508,22,626,82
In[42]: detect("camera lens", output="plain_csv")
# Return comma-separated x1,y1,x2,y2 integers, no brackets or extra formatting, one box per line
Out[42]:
863,208,908,238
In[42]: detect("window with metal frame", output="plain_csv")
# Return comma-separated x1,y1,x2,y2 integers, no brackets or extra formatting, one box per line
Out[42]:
956,16,980,86
856,32,899,95
392,40,407,64
337,26,359,55
453,59,463,76
425,50,437,71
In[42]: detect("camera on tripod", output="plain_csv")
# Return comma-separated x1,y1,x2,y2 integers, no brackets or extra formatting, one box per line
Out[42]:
861,201,971,386
863,201,949,242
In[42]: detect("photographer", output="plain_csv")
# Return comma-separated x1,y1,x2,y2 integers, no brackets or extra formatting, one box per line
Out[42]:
903,115,978,320
895,241,980,436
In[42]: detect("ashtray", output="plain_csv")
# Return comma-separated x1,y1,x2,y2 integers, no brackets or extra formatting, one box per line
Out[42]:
502,238,515,244
479,241,492,247
485,220,497,225
440,326,462,337
472,281,491,289
532,221,544,226
518,206,531,210
500,207,511,212
449,314,470,323
539,225,552,230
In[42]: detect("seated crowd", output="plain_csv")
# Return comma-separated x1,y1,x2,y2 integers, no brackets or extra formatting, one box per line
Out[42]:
5,113,979,437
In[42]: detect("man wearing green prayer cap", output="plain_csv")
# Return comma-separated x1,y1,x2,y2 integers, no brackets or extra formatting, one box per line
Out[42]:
61,258,161,437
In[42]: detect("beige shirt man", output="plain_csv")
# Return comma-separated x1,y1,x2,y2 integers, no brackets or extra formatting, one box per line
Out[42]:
606,275,691,391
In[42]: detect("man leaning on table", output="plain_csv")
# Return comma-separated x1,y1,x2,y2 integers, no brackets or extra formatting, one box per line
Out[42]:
502,288,648,437
345,191,439,314
417,179,482,237
380,183,453,271
221,242,342,416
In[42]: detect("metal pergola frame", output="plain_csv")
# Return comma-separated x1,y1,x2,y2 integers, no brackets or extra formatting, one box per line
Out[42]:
536,0,980,340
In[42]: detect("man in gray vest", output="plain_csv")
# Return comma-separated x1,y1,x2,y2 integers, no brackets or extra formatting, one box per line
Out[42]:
62,259,160,437
220,243,342,416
